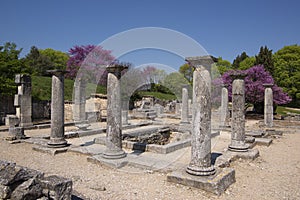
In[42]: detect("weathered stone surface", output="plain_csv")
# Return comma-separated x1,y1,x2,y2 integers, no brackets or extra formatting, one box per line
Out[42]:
264,84,274,128
122,110,129,126
10,176,43,200
186,66,215,176
180,85,189,124
73,78,87,122
167,167,235,195
14,74,33,127
0,160,73,200
228,79,249,152
102,65,127,159
39,175,72,200
47,70,68,148
8,127,26,140
220,86,229,127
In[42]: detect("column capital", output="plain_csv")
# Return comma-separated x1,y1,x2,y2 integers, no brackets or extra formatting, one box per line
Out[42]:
263,83,274,88
106,64,128,79
185,55,217,71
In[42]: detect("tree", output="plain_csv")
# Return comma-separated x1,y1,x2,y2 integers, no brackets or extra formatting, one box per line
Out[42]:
66,45,115,83
215,57,232,75
179,63,194,83
232,52,248,69
23,46,56,75
39,48,69,71
239,57,256,70
273,45,300,107
163,72,190,99
217,65,291,113
255,46,274,75
0,42,24,95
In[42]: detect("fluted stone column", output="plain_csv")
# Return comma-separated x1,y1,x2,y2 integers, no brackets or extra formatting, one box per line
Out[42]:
47,70,68,148
102,64,128,159
185,56,216,176
181,85,189,124
228,78,249,152
264,84,273,128
220,84,229,127
73,78,86,123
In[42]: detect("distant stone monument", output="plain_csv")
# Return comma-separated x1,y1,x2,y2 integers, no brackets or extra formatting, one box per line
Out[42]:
47,70,68,148
228,77,249,152
102,64,128,159
180,85,190,124
14,74,33,127
264,84,273,128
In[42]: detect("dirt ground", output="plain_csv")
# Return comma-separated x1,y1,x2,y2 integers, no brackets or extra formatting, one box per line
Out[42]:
0,119,300,200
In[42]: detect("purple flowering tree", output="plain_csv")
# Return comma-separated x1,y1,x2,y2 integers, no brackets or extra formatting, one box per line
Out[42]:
214,65,291,113
66,45,115,85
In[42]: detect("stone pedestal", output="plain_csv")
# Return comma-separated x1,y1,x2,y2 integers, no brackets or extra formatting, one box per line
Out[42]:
14,74,33,127
47,70,68,148
228,79,249,152
102,64,128,159
220,85,230,128
180,85,190,124
264,84,273,128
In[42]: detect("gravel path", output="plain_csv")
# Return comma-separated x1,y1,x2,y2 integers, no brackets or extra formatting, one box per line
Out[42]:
0,120,299,199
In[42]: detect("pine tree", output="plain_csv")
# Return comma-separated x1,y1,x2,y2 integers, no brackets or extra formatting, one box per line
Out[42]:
255,46,274,75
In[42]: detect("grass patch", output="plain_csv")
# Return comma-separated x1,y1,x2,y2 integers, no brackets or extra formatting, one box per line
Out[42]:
276,106,300,115
137,91,176,101
32,76,106,101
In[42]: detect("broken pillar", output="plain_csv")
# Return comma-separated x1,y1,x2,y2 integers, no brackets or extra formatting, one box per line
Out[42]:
14,74,33,127
180,85,190,124
186,67,215,176
102,64,128,159
220,84,230,128
264,83,274,128
228,77,249,152
73,78,87,123
47,70,68,148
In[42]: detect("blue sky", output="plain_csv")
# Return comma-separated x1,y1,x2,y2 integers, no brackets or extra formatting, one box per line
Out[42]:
1,0,300,70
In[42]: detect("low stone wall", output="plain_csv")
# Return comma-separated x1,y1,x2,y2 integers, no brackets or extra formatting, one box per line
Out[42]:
0,160,72,200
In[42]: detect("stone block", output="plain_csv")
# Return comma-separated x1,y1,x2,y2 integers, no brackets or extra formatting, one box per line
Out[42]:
14,94,21,106
255,138,272,146
5,115,19,127
10,176,43,200
39,175,72,200
167,167,235,195
8,127,26,139
0,185,11,199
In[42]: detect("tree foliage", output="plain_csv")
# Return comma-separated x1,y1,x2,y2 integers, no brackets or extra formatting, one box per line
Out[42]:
232,52,248,69
163,72,190,99
215,57,232,75
179,63,194,83
273,45,300,106
255,46,274,75
66,45,115,84
23,46,68,75
239,56,256,70
0,42,24,95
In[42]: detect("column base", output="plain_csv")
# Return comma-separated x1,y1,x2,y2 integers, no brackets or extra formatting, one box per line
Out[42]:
102,149,126,159
228,143,249,152
186,164,216,176
47,138,68,148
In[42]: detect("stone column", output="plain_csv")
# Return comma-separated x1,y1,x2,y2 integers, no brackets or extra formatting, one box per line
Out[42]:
180,85,189,124
185,56,216,176
73,78,86,123
122,110,128,126
220,84,229,127
47,70,68,148
264,84,273,128
102,64,128,159
14,74,33,127
228,77,249,152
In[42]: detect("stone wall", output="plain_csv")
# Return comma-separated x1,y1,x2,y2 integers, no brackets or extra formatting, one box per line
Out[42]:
0,160,72,200
0,95,15,125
